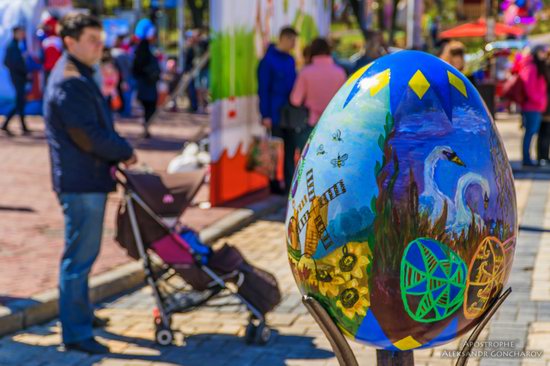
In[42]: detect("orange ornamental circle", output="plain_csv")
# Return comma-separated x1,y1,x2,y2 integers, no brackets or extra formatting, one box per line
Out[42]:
463,237,506,320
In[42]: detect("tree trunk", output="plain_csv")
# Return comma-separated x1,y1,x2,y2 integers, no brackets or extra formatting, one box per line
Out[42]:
388,0,399,46
378,0,385,33
188,0,207,29
95,0,104,15
348,0,370,40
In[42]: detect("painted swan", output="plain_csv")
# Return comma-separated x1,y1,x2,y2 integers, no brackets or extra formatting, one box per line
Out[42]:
419,146,466,223
451,172,490,233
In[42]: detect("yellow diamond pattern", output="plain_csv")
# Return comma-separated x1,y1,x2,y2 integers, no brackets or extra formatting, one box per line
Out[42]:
370,69,390,96
447,71,468,98
345,63,372,86
408,70,430,99
393,335,422,351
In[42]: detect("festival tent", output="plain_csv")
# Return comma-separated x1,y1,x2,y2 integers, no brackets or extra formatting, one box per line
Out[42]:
439,19,525,39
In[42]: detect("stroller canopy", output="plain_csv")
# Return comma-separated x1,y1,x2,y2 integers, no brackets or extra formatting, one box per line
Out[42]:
122,169,205,217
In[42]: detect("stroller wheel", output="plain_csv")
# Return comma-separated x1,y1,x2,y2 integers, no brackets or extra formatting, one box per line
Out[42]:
254,323,272,345
155,328,174,346
244,322,256,345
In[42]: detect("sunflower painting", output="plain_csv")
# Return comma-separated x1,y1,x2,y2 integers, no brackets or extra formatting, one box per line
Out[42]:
336,280,370,319
288,240,373,334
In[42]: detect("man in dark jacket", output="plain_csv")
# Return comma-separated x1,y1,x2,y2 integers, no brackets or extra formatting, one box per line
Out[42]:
132,18,160,139
44,13,137,355
1,26,29,135
257,27,297,194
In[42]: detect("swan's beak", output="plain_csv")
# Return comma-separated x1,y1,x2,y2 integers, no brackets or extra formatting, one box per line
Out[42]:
451,155,466,167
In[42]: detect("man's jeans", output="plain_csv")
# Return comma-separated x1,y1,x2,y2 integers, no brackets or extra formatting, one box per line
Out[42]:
522,111,542,165
57,192,107,344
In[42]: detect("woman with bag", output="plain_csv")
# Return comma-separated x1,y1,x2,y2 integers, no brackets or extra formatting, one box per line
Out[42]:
291,38,346,130
519,45,548,167
286,38,346,184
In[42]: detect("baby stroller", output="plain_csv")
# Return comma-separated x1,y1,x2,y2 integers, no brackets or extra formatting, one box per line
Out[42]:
113,167,281,346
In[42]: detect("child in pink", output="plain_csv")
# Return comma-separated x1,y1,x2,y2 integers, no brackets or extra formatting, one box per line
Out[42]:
100,49,120,112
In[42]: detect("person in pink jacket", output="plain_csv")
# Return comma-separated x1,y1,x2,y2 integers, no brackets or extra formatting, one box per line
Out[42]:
290,38,347,127
286,38,346,192
520,45,548,167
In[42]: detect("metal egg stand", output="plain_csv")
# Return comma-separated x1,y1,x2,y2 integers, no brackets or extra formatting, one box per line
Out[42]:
302,287,512,366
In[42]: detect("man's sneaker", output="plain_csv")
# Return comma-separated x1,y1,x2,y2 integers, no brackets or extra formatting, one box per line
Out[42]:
59,337,110,354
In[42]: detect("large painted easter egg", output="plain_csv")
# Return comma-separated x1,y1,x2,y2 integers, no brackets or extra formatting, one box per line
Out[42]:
285,50,517,351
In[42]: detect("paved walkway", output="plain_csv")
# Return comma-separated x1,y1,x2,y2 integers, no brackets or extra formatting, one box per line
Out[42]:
0,110,255,304
1,114,550,365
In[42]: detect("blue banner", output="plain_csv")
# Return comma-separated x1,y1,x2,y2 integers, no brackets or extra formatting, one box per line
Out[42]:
151,0,178,8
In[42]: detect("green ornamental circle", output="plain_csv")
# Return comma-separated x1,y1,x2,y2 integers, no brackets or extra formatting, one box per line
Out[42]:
400,238,467,323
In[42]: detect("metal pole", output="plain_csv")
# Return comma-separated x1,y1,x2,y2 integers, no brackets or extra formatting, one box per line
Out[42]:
406,0,414,48
133,0,142,22
376,350,415,366
160,0,167,51
406,0,423,49
485,0,495,42
177,0,185,72
364,0,374,30
485,0,496,84
96,0,104,15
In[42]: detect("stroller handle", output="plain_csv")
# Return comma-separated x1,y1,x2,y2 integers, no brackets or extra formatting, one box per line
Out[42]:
111,165,129,187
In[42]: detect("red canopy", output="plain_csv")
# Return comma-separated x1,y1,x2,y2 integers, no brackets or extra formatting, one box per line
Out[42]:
440,19,524,39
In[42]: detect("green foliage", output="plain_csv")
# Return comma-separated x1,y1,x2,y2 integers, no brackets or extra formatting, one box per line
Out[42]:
288,246,302,262
370,196,377,214
332,32,364,58
531,10,550,35
377,134,385,150
293,11,320,47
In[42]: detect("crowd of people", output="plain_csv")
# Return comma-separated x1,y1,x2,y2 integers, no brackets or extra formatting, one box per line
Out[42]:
255,28,467,195
0,15,173,139
258,26,550,195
